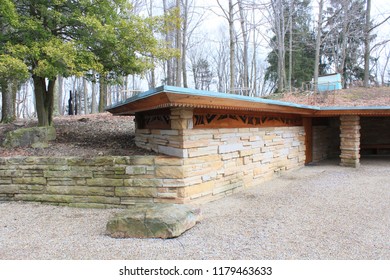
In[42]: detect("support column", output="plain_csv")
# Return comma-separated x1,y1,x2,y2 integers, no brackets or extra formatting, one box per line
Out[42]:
170,108,194,130
339,115,360,168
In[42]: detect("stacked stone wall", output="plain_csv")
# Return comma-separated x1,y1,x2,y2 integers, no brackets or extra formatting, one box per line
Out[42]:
340,115,360,167
136,126,306,202
312,125,340,162
0,156,190,207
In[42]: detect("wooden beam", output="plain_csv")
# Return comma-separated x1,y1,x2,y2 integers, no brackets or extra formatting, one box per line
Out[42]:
303,118,313,164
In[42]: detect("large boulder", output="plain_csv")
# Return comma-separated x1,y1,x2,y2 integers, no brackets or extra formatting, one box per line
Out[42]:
106,204,202,239
2,126,56,148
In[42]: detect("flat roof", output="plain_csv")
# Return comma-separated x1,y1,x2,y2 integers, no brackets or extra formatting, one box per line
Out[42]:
106,85,390,117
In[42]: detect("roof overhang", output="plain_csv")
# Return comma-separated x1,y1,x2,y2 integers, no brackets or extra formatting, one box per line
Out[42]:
106,85,390,117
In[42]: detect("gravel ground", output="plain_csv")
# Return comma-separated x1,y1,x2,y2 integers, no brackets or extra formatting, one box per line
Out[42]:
0,157,389,260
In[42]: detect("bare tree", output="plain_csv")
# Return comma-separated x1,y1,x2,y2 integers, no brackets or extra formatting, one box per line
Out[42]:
211,35,230,93
287,0,293,92
270,0,287,92
175,0,182,87
91,72,97,113
238,0,249,94
314,0,324,93
363,0,371,87
217,0,237,93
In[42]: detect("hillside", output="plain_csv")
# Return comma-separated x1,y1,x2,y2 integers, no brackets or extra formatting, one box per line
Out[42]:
0,113,153,157
273,86,390,107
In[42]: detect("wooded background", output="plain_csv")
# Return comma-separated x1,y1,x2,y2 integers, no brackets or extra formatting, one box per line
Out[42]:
1,0,390,125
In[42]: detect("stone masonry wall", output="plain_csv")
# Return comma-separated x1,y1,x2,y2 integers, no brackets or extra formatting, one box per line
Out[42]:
0,156,192,207
136,126,306,203
312,125,340,162
339,115,360,168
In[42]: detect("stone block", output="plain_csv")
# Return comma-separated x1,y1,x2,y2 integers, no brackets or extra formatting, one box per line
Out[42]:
183,154,221,165
0,170,18,177
86,178,123,187
158,145,188,158
161,179,186,187
47,185,106,196
106,204,201,239
218,143,244,154
12,177,46,185
0,178,12,185
154,156,183,166
120,197,154,205
86,196,120,205
113,157,132,165
187,146,218,157
0,185,20,194
125,166,147,175
160,130,180,136
115,187,158,197
171,119,188,130
155,166,184,179
131,178,163,187
184,181,215,197
44,170,93,178
131,156,155,165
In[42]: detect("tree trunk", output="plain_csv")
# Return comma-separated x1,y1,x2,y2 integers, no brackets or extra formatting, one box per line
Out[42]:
314,0,324,93
32,75,56,126
288,0,293,92
163,0,173,85
238,0,249,95
229,0,235,93
339,1,349,88
1,81,16,123
363,0,371,87
182,0,189,88
83,77,88,114
175,0,182,87
272,0,286,92
91,77,97,113
98,76,107,113
57,76,64,115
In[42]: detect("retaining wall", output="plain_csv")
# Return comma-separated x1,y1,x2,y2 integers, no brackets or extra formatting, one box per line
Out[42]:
1,127,306,207
0,156,185,207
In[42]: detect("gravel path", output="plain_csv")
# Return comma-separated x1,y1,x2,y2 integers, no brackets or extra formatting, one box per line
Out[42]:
1,157,389,260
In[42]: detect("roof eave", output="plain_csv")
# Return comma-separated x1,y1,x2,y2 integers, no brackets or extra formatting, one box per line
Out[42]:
106,86,318,116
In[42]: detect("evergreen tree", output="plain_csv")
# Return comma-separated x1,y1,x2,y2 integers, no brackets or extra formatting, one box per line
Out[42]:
321,0,368,88
265,0,315,92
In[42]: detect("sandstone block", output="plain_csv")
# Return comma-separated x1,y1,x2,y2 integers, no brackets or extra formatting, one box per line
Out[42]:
106,204,201,239
131,156,155,165
125,166,147,175
12,177,46,185
218,143,244,154
86,178,123,187
158,145,188,158
44,170,93,178
155,166,184,178
115,187,157,197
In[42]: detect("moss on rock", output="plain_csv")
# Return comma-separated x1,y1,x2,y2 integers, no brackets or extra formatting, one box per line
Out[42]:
2,126,56,148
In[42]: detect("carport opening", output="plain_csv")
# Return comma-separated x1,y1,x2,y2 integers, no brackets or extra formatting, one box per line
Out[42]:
361,117,390,156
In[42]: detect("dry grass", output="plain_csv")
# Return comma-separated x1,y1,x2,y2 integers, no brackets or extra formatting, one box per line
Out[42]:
275,86,390,107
